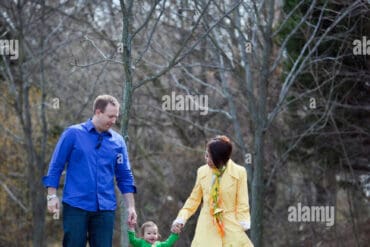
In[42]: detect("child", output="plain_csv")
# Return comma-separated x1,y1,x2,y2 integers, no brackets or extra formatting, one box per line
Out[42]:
128,221,179,247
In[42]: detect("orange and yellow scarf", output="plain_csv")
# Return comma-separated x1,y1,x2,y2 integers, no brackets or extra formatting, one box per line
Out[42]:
210,165,226,237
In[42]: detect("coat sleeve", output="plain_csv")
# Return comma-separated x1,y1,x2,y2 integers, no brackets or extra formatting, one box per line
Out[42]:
128,230,145,246
157,233,179,247
236,167,251,227
176,167,203,223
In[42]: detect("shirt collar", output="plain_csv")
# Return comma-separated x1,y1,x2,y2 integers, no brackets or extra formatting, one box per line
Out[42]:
84,119,113,136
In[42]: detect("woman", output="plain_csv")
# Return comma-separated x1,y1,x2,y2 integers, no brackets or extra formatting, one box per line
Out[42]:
171,135,253,247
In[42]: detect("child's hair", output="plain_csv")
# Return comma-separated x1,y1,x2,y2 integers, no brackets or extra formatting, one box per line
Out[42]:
140,221,161,239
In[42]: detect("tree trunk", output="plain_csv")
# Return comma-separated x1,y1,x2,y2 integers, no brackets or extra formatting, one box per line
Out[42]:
119,1,134,246
17,10,47,244
251,127,265,247
250,0,274,245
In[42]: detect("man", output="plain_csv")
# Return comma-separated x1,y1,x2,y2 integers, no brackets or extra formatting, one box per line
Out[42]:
43,94,137,247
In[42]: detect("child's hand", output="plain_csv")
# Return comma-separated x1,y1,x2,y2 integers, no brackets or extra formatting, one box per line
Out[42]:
128,221,136,231
171,222,183,234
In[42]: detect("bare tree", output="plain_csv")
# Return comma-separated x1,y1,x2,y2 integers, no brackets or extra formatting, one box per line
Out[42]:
116,1,247,245
0,1,105,245
138,0,366,246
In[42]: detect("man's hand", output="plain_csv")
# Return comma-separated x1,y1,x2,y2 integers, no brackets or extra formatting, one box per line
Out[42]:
127,207,137,227
123,193,137,227
47,196,60,219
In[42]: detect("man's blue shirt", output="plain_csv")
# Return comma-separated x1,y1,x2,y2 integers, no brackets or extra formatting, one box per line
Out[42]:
43,119,136,211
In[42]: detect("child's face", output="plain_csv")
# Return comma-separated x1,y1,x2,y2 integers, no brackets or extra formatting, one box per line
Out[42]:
143,226,159,244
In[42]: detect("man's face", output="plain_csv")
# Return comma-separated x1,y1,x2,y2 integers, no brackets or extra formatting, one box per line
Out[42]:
95,103,119,132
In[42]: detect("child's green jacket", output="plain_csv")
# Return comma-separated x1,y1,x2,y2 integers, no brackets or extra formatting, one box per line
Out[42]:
128,230,179,247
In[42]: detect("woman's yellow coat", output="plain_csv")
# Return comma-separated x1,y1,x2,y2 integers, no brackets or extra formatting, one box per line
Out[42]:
177,160,254,247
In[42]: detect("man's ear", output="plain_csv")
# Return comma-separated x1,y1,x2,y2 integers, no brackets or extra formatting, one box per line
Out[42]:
95,108,102,115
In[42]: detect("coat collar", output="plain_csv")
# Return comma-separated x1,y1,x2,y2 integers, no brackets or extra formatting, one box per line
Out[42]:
224,159,239,179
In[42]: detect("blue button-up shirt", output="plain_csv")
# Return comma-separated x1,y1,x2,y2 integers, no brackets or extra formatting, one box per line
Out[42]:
43,119,136,211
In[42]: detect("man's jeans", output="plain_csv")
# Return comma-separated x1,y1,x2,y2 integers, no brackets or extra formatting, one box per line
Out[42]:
62,203,115,247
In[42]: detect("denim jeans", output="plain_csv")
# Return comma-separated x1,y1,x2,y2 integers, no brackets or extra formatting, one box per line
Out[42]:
62,203,115,247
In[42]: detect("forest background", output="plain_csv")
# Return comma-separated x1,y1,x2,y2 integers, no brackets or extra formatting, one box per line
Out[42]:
0,0,369,246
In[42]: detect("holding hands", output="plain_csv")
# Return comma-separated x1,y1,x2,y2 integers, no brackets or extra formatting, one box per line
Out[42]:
127,207,137,229
171,219,184,234
128,221,136,231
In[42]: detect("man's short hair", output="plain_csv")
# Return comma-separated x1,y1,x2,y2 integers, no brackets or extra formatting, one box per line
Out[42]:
93,95,120,113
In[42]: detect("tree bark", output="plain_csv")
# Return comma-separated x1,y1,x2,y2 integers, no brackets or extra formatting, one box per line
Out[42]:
119,1,134,246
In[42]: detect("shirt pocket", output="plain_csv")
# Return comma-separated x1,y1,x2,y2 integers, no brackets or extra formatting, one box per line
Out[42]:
99,145,121,165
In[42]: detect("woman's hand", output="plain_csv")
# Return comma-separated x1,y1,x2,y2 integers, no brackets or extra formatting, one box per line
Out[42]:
171,221,184,233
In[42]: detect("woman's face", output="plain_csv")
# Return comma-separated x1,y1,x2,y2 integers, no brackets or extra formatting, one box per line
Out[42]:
205,149,216,168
